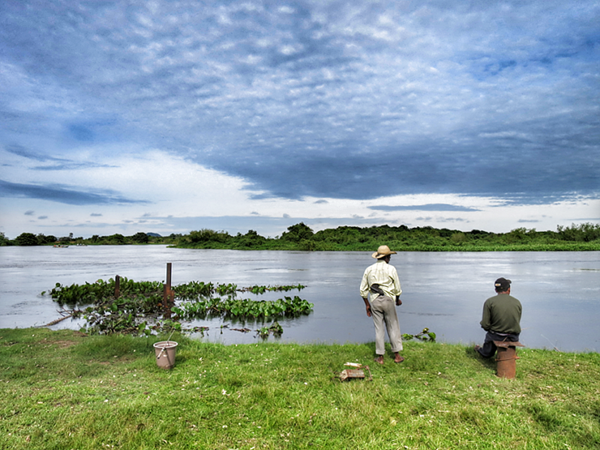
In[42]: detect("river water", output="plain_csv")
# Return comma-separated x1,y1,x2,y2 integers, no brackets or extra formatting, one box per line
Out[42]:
1,246,598,352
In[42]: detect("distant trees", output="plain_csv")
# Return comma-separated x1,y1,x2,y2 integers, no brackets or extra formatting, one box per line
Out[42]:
188,229,230,244
15,232,39,246
3,223,600,250
557,223,600,242
276,223,315,250
107,234,127,245
280,222,314,242
4,232,160,246
235,230,267,248
37,234,57,245
131,232,150,244
450,232,466,244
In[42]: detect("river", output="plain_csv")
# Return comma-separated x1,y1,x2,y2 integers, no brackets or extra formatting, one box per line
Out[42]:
0,246,598,352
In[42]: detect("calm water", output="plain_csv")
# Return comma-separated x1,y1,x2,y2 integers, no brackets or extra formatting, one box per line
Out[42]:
1,246,598,352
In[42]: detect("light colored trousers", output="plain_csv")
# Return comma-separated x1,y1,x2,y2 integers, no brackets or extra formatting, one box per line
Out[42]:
371,295,403,355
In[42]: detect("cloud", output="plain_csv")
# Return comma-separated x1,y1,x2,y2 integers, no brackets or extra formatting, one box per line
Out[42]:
68,124,95,142
436,217,468,223
32,162,117,171
0,1,598,238
2,1,598,205
6,144,67,163
369,204,479,212
0,179,150,206
5,144,116,170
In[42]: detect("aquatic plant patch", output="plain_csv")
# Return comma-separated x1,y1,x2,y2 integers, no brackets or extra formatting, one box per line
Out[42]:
238,284,307,294
403,327,437,342
43,279,311,336
46,277,164,308
173,295,314,320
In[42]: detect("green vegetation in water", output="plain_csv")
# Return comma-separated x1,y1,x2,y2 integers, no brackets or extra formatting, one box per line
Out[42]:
4,221,600,251
173,295,314,321
403,327,437,342
43,278,311,336
257,321,284,339
46,277,164,308
1,328,598,450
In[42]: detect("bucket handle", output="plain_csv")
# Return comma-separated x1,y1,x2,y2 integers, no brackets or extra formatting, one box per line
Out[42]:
156,330,175,360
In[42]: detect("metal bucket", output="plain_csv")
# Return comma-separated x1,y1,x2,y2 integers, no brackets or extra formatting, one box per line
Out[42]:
495,347,517,378
154,341,178,369
494,341,523,379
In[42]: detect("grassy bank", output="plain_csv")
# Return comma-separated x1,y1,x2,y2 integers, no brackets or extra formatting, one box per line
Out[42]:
1,329,599,449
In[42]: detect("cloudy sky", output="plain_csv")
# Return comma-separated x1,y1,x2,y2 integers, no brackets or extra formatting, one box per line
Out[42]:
1,0,598,239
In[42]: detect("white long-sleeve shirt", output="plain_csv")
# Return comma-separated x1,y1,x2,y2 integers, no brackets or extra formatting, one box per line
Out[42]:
359,259,402,300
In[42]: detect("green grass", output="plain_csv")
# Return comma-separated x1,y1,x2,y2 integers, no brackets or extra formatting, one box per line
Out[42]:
1,328,599,449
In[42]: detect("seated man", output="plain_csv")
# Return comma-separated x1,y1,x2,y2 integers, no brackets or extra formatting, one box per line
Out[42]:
475,277,522,358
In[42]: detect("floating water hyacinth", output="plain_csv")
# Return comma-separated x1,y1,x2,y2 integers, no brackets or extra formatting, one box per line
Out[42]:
43,278,311,336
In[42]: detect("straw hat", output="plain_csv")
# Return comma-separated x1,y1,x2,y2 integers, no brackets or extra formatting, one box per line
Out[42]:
372,245,397,259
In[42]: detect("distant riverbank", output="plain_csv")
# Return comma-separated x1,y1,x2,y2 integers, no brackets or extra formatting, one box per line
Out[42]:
5,222,600,251
173,222,600,252
175,241,600,252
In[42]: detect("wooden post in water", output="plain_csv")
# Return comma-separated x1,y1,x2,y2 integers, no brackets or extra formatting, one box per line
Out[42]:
164,263,173,318
166,263,172,293
115,275,120,299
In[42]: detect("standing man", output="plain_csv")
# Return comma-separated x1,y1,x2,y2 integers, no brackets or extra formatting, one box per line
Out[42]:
360,245,404,364
476,277,522,358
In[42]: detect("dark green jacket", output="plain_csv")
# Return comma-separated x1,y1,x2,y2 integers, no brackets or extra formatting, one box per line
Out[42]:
480,293,522,335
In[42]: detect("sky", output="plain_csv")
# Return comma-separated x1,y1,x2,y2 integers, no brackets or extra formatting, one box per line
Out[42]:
1,0,599,240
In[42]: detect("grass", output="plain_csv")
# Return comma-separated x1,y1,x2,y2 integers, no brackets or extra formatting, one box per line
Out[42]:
1,328,599,449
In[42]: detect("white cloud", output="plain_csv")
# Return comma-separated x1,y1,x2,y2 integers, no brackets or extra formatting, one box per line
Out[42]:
1,0,598,239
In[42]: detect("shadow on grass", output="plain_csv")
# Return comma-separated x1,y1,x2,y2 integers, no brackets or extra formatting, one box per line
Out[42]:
466,345,497,372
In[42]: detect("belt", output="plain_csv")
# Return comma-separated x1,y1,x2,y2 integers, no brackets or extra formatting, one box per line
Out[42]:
491,331,516,337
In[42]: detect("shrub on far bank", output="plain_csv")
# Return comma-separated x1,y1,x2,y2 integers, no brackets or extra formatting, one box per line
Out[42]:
4,222,600,251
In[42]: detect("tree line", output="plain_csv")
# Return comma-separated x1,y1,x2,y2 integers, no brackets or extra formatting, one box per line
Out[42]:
0,231,182,247
3,222,599,251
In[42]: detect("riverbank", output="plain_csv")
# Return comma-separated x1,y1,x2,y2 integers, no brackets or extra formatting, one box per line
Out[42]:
6,222,600,251
176,241,600,252
2,328,599,449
